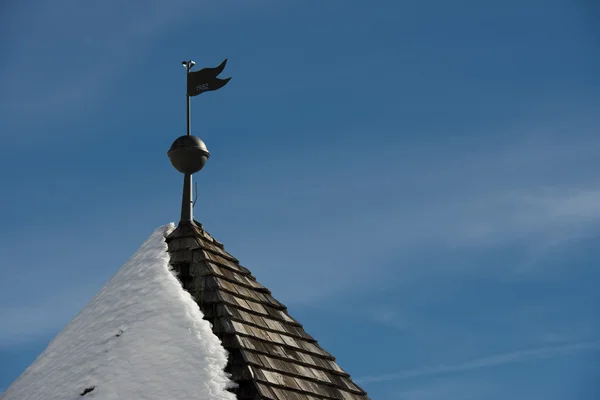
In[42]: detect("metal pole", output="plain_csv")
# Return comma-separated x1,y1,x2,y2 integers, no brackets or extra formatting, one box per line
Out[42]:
182,61,194,223
186,62,191,136
181,173,193,222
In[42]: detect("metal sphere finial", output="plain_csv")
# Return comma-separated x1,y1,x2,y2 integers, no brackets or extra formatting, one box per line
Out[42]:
167,135,210,175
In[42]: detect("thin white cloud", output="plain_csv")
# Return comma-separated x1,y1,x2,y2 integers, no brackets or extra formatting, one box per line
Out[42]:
204,112,600,305
2,0,183,117
0,0,273,128
356,340,600,384
215,113,600,246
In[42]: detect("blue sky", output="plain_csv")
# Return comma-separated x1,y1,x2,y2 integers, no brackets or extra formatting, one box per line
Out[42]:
1,0,599,398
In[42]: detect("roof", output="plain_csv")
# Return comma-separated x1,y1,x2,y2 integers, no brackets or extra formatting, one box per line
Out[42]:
166,221,370,400
1,225,236,400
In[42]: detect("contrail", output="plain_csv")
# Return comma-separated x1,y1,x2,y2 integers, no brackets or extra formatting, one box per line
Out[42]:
357,340,600,384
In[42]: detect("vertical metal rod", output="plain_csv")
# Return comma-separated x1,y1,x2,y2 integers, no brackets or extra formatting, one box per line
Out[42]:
181,173,193,222
186,96,191,135
186,63,191,136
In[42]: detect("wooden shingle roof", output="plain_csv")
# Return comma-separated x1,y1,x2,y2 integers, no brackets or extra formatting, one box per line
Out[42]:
166,221,370,400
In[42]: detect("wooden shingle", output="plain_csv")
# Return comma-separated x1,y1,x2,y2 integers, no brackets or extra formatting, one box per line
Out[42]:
167,221,370,400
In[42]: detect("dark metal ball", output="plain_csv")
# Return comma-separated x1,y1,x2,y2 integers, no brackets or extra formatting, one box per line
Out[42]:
167,135,210,174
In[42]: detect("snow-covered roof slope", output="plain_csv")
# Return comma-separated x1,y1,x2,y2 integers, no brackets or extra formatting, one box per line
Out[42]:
1,224,236,400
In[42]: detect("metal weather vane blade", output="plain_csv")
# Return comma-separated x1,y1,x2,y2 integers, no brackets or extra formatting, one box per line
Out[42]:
181,58,231,137
186,59,231,97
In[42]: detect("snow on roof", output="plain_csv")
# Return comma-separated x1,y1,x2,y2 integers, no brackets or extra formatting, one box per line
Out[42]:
1,224,236,400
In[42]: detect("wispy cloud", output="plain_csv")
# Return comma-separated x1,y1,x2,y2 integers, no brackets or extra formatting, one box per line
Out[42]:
2,1,181,118
0,0,272,130
207,111,600,304
357,340,600,384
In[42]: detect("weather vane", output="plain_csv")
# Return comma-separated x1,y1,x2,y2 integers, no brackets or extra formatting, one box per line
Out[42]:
181,59,231,135
167,58,231,233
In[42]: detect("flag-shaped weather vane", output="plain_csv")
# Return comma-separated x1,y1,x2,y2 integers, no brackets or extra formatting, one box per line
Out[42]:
181,59,231,136
167,58,231,235
184,59,231,97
